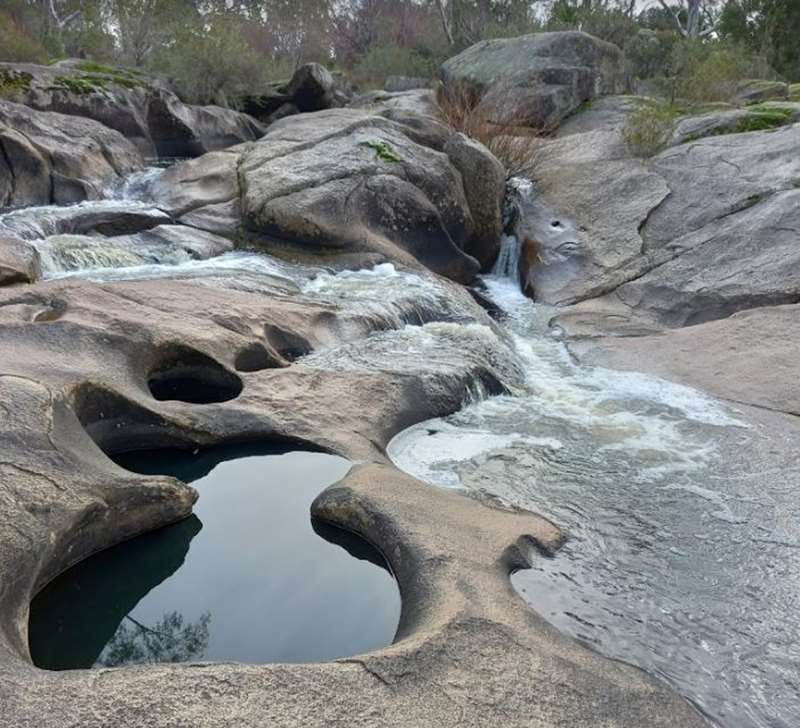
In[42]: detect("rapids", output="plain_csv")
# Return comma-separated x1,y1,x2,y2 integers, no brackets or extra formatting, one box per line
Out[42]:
389,244,800,728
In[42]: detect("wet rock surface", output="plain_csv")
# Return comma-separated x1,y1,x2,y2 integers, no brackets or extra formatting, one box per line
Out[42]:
0,254,706,727
3,44,793,727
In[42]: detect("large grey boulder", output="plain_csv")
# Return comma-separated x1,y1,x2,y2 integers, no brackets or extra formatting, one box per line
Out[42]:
510,98,800,322
239,109,494,282
734,79,789,105
0,61,264,158
148,108,506,282
0,100,143,208
439,31,627,129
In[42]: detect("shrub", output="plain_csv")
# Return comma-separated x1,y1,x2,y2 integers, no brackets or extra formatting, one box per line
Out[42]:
436,82,545,177
149,15,267,106
352,43,439,89
625,29,678,80
0,11,48,64
622,100,677,157
661,40,775,105
547,2,639,49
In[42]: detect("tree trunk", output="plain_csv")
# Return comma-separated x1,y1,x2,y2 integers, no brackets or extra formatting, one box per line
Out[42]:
435,0,455,46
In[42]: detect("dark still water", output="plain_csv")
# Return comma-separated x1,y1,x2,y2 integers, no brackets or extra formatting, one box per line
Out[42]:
30,444,401,670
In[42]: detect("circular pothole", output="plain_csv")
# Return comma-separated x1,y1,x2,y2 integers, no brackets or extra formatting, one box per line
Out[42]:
29,444,400,669
147,346,243,403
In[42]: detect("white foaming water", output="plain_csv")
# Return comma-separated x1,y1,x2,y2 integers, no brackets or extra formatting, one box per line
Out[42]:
302,263,480,332
387,235,800,728
44,251,300,287
390,272,745,490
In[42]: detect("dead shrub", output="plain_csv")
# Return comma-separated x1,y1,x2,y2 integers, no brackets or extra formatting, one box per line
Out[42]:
435,81,548,178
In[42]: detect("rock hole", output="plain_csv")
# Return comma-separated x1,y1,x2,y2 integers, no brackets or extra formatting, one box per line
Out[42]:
148,345,243,403
264,324,312,362
28,442,400,669
234,342,282,372
72,383,195,455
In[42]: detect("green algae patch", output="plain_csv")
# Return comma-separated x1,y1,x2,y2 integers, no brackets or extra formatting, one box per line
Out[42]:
361,140,403,163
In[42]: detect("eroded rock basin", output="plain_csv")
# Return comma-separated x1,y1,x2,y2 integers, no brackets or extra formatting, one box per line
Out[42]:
29,445,400,669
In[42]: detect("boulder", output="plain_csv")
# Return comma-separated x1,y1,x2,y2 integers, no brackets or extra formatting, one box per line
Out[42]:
284,63,336,112
734,79,789,105
671,104,798,145
241,63,350,125
350,89,440,119
509,97,800,316
439,31,627,129
557,188,800,333
0,236,41,285
238,109,494,282
0,99,143,208
443,133,505,267
384,76,430,92
0,61,265,158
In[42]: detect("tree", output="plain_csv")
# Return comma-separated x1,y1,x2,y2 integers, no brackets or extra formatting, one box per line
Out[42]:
719,0,800,81
656,0,719,38
97,610,211,667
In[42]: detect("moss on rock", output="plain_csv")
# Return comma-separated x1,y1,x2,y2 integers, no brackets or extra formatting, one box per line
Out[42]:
0,70,33,97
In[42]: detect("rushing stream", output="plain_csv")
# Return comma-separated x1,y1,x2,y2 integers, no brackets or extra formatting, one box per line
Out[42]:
8,168,799,725
389,246,800,728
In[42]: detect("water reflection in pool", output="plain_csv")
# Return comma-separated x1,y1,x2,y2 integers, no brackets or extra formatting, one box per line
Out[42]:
29,444,401,669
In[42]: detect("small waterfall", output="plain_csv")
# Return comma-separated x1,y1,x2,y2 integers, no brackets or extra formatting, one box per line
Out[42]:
491,233,521,279
491,176,536,285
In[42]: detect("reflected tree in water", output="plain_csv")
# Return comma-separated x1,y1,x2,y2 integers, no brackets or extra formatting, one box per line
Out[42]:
97,611,211,667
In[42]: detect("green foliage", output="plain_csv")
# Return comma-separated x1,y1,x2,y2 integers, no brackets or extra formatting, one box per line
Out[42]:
719,0,800,82
0,10,48,63
625,29,678,80
361,140,402,162
48,68,144,96
735,109,793,131
790,84,800,101
149,15,268,106
547,1,639,49
0,69,33,97
352,43,439,89
657,39,774,104
622,99,678,157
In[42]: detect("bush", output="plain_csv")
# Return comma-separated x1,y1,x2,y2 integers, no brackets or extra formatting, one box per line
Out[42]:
660,40,775,105
436,82,544,177
149,16,267,106
626,29,677,80
547,2,639,49
0,11,48,64
622,100,677,157
352,43,440,89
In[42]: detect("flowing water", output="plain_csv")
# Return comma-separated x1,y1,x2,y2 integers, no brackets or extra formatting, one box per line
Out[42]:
29,444,400,669
11,168,800,723
389,254,800,728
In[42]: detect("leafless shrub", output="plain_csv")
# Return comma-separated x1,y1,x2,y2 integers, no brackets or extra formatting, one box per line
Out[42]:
435,81,549,178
